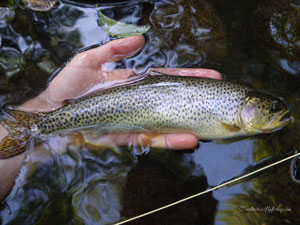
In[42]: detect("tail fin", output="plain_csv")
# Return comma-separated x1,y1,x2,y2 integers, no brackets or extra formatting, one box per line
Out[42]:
0,109,36,159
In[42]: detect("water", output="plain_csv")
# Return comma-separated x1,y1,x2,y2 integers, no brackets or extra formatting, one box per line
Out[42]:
0,0,300,224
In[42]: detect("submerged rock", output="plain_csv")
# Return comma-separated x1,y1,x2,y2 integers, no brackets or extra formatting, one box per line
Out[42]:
251,0,300,74
0,7,15,28
149,0,227,67
0,47,22,78
20,0,58,11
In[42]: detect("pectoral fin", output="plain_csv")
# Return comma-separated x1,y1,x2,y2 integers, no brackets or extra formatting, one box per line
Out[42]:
217,120,241,132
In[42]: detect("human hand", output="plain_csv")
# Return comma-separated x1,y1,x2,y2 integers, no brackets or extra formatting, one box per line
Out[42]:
20,35,221,150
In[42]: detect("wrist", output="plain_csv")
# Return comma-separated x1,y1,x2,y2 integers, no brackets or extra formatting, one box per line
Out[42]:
16,91,57,112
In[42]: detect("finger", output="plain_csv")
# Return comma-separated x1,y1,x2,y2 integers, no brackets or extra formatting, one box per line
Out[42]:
100,133,198,150
153,68,222,80
74,36,145,69
103,68,222,82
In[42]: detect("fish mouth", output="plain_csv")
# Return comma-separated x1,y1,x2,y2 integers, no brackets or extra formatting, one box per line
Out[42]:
261,110,292,133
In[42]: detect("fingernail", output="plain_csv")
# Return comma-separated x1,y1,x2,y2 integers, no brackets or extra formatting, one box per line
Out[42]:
115,36,136,46
166,133,198,150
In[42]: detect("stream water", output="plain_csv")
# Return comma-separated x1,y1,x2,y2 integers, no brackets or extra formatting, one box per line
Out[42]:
0,0,300,224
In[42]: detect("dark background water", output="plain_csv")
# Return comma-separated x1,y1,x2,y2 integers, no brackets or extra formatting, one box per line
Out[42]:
0,0,300,224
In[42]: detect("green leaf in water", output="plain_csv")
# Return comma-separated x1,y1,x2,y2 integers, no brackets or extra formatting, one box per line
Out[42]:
97,10,150,38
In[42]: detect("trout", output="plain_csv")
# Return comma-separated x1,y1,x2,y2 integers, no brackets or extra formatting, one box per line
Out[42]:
0,71,291,158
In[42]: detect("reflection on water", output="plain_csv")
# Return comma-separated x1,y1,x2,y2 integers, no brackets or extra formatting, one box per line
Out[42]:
1,136,133,224
121,154,217,225
291,155,300,183
1,136,220,225
251,0,300,77
0,0,300,224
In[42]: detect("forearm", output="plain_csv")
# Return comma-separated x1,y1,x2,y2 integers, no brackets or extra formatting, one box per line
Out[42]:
0,96,47,201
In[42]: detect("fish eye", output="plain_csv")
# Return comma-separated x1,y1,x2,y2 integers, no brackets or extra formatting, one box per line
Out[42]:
270,100,280,113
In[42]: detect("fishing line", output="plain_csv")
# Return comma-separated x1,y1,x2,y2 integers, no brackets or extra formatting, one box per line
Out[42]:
115,150,300,225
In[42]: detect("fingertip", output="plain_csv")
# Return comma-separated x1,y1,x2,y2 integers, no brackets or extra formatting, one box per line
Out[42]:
83,36,145,66
166,133,198,150
204,69,222,80
111,35,145,56
189,69,222,80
